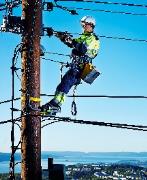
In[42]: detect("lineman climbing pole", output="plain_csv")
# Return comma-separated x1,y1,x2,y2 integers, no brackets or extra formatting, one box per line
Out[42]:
21,0,42,179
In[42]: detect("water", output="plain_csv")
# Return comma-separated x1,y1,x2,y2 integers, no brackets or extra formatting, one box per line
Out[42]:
1,152,147,173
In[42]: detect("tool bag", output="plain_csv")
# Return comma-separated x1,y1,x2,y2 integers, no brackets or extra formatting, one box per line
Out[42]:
80,63,100,84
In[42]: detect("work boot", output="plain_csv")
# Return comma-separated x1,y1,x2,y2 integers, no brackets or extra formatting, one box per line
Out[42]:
40,102,61,116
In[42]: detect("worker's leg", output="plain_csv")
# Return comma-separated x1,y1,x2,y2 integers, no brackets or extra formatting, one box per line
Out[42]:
41,68,81,115
49,68,81,106
56,68,81,94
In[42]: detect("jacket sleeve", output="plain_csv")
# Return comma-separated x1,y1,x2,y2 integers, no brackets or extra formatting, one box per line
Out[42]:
72,39,87,55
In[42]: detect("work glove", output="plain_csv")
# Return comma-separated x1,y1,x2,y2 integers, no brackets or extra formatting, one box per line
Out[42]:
65,62,71,68
55,31,66,40
55,31,73,48
64,35,73,48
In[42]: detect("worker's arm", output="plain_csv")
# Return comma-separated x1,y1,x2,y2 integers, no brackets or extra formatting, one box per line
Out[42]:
55,32,87,54
55,32,74,48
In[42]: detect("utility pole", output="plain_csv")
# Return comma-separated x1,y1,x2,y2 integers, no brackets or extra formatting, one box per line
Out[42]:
21,0,42,179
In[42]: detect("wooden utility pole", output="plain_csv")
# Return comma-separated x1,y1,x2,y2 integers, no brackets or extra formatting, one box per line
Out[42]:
21,0,42,179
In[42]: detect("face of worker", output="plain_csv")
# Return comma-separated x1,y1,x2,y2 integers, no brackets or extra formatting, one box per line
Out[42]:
83,23,94,33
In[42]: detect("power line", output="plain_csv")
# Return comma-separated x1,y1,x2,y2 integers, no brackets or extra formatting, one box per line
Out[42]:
44,29,147,43
99,35,147,43
56,0,147,8
2,114,147,131
1,94,147,106
0,97,20,104
42,120,62,128
69,32,147,43
0,0,21,11
63,6,147,16
45,51,70,57
2,0,147,9
0,117,21,125
41,93,147,99
0,119,14,125
42,116,147,131
0,7,6,11
41,57,68,64
0,3,5,7
2,115,146,132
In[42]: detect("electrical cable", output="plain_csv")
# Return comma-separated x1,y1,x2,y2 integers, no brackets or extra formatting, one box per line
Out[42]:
54,0,78,15
0,3,5,7
1,94,147,106
41,93,147,99
70,32,147,43
62,6,147,16
0,0,21,10
15,70,21,81
0,97,20,105
0,117,21,125
99,35,147,43
42,116,147,131
45,51,71,57
9,42,20,180
41,120,62,128
41,57,68,64
44,30,147,43
56,0,147,8
2,115,147,132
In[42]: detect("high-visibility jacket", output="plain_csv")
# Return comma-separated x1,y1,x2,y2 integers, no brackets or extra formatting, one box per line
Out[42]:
72,32,100,59
52,32,100,104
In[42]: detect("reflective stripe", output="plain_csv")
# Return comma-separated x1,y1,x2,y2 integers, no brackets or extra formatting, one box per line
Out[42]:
53,92,66,106
30,97,41,102
21,96,41,102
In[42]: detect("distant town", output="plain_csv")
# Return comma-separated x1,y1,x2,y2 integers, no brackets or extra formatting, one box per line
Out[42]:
1,163,147,179
65,163,147,179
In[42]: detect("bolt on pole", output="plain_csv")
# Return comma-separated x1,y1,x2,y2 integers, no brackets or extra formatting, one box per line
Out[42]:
21,0,42,179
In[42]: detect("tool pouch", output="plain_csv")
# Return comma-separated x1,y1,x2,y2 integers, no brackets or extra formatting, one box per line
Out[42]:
81,63,100,84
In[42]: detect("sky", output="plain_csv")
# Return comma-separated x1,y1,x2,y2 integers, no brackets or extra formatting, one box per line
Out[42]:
0,0,147,153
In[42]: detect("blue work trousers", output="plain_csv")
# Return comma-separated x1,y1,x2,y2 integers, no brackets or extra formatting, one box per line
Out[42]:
56,67,82,94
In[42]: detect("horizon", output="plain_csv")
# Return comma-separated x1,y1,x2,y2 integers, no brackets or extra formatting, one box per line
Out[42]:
1,151,147,154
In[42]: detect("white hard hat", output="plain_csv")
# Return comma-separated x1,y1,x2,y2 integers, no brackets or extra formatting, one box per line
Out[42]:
81,15,96,27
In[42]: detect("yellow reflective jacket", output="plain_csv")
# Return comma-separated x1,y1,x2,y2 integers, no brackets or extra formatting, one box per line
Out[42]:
73,32,100,59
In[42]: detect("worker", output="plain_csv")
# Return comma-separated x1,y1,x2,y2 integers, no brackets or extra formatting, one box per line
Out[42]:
41,15,100,115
